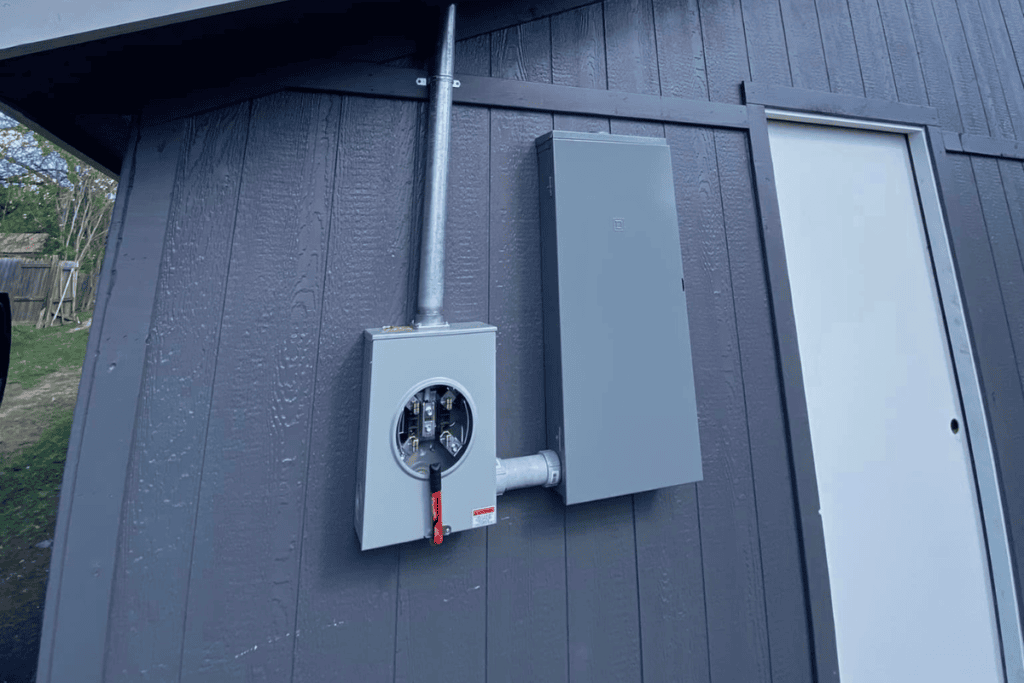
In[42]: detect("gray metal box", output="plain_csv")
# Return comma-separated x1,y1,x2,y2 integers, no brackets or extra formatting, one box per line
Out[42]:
355,322,497,551
536,131,703,505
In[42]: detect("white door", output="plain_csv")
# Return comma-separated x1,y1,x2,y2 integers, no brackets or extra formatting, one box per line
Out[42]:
767,120,1004,682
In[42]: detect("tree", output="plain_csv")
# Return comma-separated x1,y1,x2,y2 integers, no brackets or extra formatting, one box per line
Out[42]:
0,113,117,277
0,183,59,235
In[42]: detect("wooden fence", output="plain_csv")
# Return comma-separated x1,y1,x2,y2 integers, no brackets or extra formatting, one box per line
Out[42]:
0,256,99,325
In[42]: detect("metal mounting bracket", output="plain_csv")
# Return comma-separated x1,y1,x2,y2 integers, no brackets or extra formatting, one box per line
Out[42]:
416,77,460,87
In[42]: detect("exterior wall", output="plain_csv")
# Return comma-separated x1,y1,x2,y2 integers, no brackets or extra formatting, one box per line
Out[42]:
37,1,1024,682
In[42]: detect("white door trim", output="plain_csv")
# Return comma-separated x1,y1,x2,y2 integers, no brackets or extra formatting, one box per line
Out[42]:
765,108,1024,683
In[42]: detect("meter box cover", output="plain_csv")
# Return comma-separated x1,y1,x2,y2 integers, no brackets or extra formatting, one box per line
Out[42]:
536,131,703,505
355,322,497,551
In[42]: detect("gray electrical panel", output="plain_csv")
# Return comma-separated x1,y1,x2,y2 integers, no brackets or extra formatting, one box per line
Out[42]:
536,131,702,505
355,322,497,551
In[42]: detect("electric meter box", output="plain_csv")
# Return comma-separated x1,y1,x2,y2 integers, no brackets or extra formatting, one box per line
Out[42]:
355,322,497,551
536,131,703,505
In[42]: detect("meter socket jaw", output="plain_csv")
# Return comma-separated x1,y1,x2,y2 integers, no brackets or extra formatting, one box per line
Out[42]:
396,383,472,478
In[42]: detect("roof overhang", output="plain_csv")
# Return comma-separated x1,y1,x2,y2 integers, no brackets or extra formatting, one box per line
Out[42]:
0,0,593,179
0,0,291,61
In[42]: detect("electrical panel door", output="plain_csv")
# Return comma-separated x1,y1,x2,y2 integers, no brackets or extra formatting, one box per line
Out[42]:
536,131,703,504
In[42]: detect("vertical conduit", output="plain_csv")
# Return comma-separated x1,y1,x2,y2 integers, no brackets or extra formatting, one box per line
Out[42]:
413,3,456,328
410,6,562,496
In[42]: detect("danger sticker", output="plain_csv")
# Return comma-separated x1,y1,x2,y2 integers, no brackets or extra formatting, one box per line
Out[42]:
472,506,496,527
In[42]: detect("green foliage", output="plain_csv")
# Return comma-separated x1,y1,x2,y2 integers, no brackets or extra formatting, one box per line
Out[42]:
7,314,92,391
0,408,72,549
0,113,116,276
0,184,58,236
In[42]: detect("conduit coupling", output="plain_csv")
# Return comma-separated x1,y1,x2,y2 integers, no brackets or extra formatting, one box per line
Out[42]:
496,450,561,496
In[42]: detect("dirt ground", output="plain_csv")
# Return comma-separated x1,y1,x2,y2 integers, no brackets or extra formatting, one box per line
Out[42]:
0,368,82,459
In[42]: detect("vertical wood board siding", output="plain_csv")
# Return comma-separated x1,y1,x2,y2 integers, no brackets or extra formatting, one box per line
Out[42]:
178,90,339,681
104,102,251,681
291,94,422,683
846,0,898,101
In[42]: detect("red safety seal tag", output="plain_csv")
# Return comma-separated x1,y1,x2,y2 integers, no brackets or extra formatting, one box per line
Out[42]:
429,463,443,545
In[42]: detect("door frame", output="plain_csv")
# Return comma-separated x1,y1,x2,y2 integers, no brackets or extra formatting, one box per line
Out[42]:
747,106,1024,683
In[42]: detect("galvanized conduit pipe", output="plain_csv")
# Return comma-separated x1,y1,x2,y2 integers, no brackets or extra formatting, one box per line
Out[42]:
496,451,561,495
412,7,560,495
413,3,456,328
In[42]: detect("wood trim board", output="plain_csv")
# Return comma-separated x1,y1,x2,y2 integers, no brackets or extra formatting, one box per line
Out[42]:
144,62,749,129
745,104,842,683
34,117,184,683
944,131,1024,160
742,81,939,126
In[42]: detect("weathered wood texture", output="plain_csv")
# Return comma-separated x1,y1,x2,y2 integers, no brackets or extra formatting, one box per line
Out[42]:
44,0,1024,681
0,258,94,324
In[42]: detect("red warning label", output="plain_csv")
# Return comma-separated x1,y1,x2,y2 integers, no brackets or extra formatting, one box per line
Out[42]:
472,506,496,527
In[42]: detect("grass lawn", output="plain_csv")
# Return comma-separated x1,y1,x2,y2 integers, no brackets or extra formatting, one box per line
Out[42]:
1,315,91,683
0,409,73,683
0,408,74,549
1,316,92,545
7,316,92,391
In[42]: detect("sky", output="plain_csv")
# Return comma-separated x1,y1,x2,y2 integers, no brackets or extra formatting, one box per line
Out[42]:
1,111,86,190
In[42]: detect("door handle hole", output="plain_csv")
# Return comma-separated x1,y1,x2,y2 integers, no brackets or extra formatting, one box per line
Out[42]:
951,418,960,434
